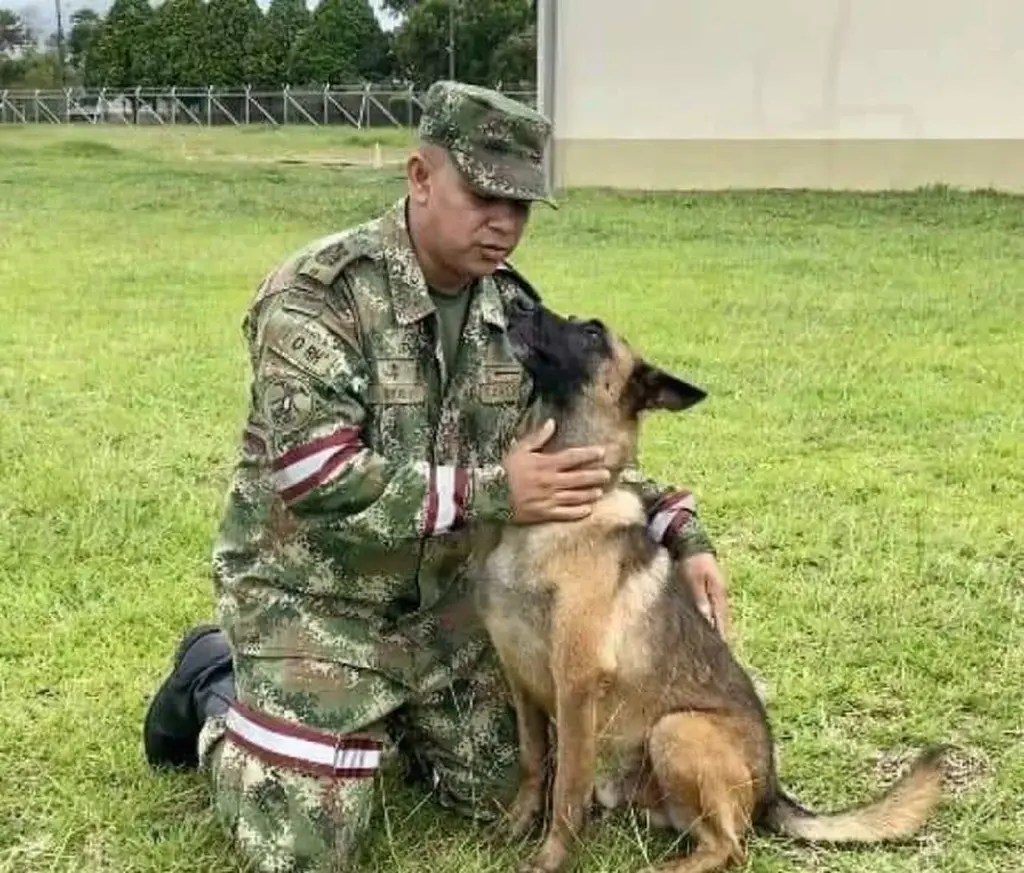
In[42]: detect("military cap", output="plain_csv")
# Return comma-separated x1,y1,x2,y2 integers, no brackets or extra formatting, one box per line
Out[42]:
418,80,556,207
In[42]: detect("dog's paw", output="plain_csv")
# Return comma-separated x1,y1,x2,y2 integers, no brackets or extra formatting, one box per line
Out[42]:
519,840,569,873
487,814,539,849
505,787,545,842
519,860,560,873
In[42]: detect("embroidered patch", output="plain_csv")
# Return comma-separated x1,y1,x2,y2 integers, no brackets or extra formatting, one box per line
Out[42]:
370,383,427,405
368,358,425,405
480,382,521,404
261,377,314,431
480,364,525,404
378,358,418,383
271,321,336,379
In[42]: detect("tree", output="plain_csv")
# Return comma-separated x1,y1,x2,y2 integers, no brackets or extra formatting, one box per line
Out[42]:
147,0,209,86
359,22,395,82
490,19,534,87
391,0,447,85
287,0,385,85
87,0,156,87
378,0,418,16
205,0,266,86
245,0,307,86
0,8,31,54
393,0,534,87
67,9,101,77
0,45,61,88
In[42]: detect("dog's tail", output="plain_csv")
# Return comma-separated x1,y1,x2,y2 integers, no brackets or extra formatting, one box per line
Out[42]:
762,746,946,844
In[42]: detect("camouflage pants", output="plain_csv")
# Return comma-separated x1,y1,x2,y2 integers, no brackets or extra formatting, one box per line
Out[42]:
195,643,521,873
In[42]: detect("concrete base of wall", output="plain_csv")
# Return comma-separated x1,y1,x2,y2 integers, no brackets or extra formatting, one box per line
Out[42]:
554,138,1024,193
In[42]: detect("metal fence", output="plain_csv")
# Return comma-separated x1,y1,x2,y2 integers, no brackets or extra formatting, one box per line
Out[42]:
0,85,538,127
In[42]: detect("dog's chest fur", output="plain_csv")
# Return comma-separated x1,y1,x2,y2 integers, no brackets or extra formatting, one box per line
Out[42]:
475,489,673,733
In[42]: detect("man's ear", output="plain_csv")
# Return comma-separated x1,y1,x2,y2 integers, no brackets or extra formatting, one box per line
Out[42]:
406,149,433,205
630,361,707,413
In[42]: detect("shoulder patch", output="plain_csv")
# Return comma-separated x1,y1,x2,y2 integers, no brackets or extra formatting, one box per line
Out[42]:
260,375,315,433
261,303,345,382
297,226,378,287
279,292,325,320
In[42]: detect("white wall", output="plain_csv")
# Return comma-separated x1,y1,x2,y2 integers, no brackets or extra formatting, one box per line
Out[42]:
553,0,1024,141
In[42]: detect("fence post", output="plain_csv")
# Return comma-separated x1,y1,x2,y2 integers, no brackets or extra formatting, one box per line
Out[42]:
206,85,213,126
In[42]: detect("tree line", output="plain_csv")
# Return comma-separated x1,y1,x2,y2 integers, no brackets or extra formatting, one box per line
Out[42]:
0,0,536,91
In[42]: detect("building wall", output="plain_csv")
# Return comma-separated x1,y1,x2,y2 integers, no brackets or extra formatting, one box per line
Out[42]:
545,0,1024,192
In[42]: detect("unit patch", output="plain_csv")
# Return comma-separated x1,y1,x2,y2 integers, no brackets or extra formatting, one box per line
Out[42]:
261,376,315,431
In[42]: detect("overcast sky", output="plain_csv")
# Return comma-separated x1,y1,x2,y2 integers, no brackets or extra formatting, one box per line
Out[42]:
14,0,399,36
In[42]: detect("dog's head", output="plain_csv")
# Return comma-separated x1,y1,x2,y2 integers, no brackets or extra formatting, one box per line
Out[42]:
506,297,706,452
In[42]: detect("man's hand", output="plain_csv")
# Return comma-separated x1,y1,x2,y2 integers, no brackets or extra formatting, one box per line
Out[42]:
504,419,610,524
680,552,731,641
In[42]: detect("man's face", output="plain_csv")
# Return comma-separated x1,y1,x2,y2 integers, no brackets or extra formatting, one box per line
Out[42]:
408,146,532,282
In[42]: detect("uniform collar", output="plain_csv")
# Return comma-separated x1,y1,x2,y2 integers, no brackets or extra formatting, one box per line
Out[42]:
476,274,507,331
381,197,509,332
381,197,435,326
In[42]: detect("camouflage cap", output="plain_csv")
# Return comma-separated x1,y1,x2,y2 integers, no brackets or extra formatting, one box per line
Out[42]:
418,80,556,207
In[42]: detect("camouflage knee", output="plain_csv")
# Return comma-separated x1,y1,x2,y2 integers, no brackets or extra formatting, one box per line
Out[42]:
198,706,389,873
404,647,521,822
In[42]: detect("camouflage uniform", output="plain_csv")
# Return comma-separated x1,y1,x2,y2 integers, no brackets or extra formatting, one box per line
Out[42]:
184,82,716,873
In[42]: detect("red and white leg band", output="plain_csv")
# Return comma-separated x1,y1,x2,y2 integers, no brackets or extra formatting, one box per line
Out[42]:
225,701,381,779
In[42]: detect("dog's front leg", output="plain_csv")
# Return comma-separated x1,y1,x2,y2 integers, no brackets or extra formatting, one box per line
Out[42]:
524,679,598,873
506,680,550,839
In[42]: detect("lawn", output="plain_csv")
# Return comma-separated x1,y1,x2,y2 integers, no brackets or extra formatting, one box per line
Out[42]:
1,123,1022,873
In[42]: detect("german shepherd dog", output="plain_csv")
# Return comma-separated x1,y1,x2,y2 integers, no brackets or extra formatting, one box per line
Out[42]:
472,302,946,873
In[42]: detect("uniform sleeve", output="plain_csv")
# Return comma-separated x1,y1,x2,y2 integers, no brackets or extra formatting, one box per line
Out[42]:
618,462,717,560
249,291,513,547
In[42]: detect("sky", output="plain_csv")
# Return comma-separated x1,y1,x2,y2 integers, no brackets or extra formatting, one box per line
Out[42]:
14,0,400,38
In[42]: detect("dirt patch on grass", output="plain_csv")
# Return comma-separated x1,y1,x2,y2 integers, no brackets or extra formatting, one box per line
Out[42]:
182,149,407,170
43,140,122,159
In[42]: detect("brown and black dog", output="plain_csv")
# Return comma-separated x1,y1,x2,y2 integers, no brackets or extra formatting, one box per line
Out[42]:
472,302,946,873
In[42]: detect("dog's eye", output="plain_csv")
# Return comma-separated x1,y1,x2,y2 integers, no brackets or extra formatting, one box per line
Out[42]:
584,322,603,337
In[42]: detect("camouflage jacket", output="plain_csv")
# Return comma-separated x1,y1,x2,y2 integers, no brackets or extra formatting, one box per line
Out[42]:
211,197,716,734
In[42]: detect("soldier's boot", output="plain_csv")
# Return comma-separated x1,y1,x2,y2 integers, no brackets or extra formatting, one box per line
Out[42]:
143,623,235,771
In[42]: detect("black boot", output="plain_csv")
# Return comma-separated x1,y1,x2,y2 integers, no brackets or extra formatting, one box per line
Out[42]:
143,623,235,771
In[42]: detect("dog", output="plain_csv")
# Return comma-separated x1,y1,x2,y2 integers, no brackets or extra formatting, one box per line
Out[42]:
471,301,946,873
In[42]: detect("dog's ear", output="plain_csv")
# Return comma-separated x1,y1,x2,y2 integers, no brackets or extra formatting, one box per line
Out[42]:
629,361,707,413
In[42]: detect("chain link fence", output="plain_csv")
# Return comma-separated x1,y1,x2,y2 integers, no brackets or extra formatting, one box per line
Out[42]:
0,84,539,127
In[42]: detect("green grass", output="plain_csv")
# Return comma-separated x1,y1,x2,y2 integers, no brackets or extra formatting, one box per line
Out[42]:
1,124,1022,873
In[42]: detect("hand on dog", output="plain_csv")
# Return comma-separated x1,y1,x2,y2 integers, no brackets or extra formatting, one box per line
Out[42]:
681,553,731,642
504,418,610,523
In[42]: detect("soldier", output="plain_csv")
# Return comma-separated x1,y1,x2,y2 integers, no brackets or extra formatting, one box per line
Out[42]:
142,80,730,872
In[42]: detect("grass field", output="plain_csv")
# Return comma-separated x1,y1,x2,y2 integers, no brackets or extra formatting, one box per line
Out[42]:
1,123,1022,873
